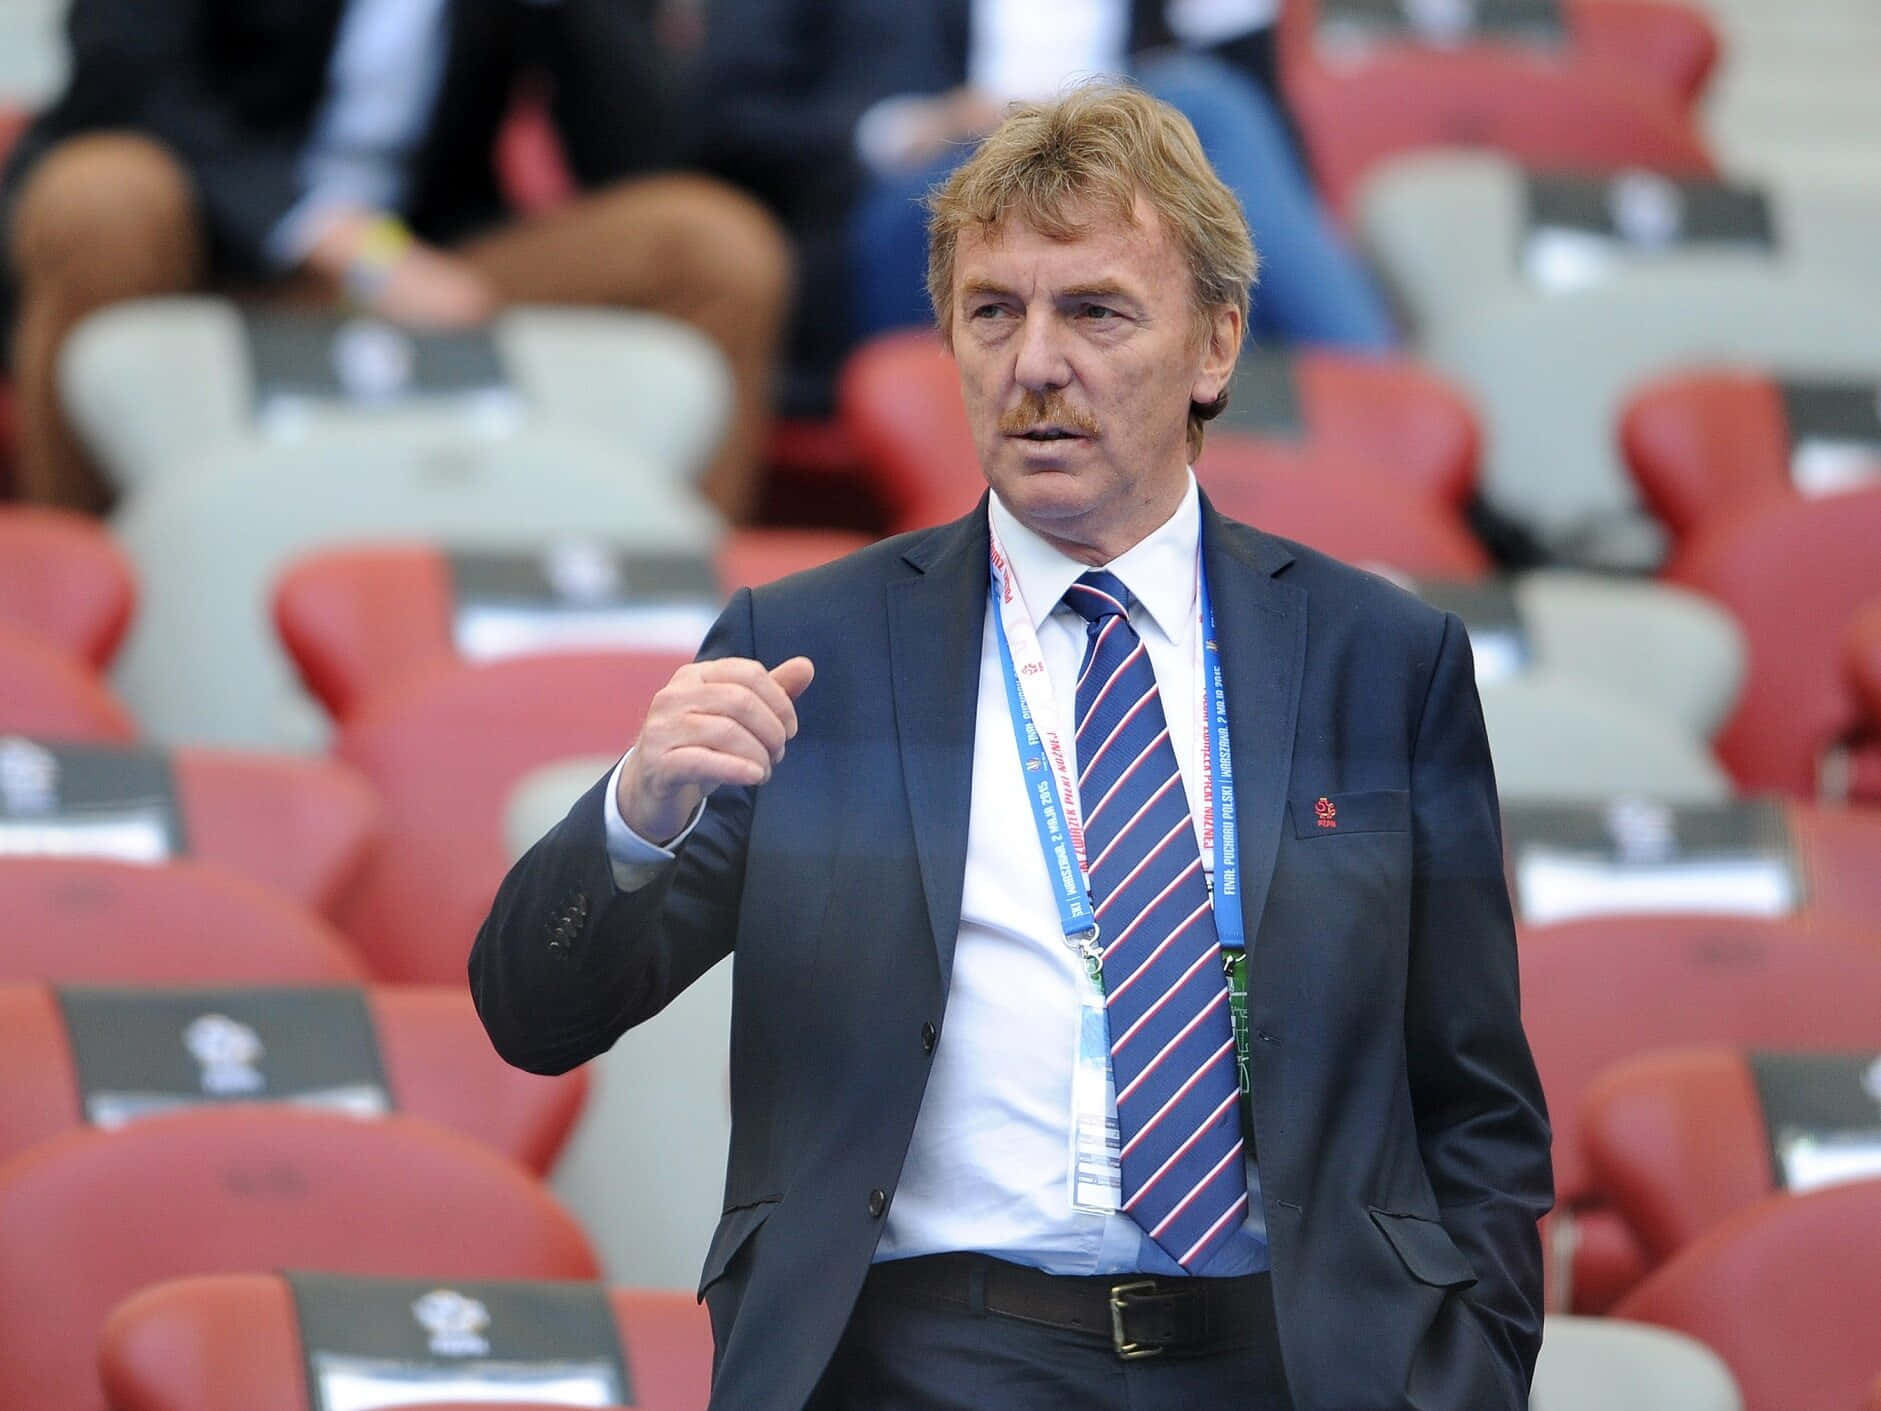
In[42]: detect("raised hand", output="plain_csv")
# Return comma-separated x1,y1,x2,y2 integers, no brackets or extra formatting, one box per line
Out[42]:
616,656,815,844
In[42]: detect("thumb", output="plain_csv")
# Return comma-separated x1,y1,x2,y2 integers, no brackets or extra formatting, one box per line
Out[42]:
770,655,815,700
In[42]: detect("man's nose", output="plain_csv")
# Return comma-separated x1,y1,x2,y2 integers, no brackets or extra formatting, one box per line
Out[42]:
1011,311,1071,392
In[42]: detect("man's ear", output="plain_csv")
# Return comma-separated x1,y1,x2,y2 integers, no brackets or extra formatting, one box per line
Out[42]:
1191,302,1243,407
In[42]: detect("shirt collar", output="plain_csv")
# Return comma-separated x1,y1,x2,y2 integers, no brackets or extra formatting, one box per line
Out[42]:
987,472,1201,639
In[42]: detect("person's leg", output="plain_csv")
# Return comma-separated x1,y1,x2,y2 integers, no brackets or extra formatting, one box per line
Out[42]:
5,133,206,513
1136,53,1397,351
459,172,792,524
846,148,969,341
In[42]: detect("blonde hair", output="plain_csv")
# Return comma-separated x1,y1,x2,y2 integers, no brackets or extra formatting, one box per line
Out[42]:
925,81,1258,460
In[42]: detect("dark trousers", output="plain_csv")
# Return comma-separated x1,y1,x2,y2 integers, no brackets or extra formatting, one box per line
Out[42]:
811,1256,1295,1411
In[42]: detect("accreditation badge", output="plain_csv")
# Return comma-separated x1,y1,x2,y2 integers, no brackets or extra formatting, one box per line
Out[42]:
1069,978,1122,1215
1222,949,1256,1148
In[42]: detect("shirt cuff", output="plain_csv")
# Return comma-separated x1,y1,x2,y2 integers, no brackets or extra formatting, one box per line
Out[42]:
602,749,704,891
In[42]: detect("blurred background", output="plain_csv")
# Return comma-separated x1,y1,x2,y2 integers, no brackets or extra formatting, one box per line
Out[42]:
1,1,1879,1409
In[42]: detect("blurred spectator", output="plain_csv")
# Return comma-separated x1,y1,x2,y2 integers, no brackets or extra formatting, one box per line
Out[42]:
699,0,1396,405
0,0,790,521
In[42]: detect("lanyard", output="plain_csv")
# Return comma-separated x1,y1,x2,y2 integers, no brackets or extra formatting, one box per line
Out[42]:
986,516,1243,966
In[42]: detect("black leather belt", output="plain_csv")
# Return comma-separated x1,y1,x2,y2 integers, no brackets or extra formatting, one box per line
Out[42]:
864,1252,1279,1362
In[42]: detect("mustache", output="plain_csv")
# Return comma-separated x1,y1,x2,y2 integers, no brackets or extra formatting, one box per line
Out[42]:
998,391,1099,438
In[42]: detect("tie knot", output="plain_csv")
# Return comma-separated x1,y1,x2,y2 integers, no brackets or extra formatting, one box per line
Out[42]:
1063,570,1131,626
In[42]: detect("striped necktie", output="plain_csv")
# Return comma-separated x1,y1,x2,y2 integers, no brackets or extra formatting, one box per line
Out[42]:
1064,569,1248,1272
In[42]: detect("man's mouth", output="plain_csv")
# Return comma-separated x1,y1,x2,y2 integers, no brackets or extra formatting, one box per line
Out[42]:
1015,427,1083,441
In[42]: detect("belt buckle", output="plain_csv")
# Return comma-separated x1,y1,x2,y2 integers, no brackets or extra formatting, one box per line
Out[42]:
1109,1279,1165,1361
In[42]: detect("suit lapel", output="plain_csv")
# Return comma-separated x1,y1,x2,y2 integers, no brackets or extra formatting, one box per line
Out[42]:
1200,498,1305,948
887,504,992,986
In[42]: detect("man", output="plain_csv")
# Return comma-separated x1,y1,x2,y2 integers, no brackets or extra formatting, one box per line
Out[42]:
0,0,787,519
472,84,1551,1410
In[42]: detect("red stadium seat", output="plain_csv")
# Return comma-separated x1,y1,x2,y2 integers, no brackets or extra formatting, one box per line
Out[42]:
1663,487,1881,797
0,856,367,985
0,981,586,1174
1845,604,1881,806
273,529,871,723
172,748,380,920
0,622,139,739
331,651,687,980
1613,1179,1881,1411
1278,0,1719,113
0,105,28,493
1195,440,1492,579
1787,802,1881,929
1518,913,1881,1311
1581,1046,1795,1268
0,506,138,667
1619,369,1801,548
101,1273,711,1411
1284,51,1715,221
838,330,1490,568
0,741,379,921
0,1106,599,1411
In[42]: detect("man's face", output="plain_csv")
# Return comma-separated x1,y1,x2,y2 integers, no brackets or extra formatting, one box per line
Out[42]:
949,195,1240,564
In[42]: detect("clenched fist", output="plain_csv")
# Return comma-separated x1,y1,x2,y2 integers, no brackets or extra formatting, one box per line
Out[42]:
616,655,815,843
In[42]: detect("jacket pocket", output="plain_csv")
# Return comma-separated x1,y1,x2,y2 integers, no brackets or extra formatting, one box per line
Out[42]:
1288,789,1410,838
697,1196,781,1299
1369,1207,1479,1289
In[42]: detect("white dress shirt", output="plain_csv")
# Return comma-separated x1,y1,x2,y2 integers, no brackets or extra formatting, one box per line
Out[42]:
265,0,454,268
604,477,1268,1277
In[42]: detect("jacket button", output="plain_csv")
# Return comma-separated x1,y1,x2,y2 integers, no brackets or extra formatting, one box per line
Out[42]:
867,1189,887,1218
920,1022,937,1054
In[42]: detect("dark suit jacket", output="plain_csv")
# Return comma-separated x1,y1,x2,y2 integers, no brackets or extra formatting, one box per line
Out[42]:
470,495,1554,1411
0,0,674,278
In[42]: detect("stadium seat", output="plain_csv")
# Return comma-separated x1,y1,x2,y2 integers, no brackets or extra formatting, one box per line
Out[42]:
1194,442,1493,579
1278,0,1720,113
1613,1179,1881,1411
61,297,727,501
1518,914,1881,1312
331,651,687,981
105,411,720,753
0,856,365,986
0,981,586,1174
2,734,382,920
1282,51,1715,223
0,622,139,740
100,1273,711,1411
1581,1045,1881,1271
1359,153,1881,344
0,1106,599,1411
838,330,1485,531
170,748,380,919
1529,1313,1742,1411
1501,797,1881,933
273,529,871,723
0,505,137,667
1841,602,1881,804
1421,276,1880,569
1476,678,1731,803
1664,486,1881,797
1621,367,1881,550
1480,572,1743,737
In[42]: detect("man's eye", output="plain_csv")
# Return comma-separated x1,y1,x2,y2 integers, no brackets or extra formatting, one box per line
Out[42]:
1079,303,1118,320
967,303,1007,320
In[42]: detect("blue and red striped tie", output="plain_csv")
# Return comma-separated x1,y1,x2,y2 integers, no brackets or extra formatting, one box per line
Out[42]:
1064,569,1248,1272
